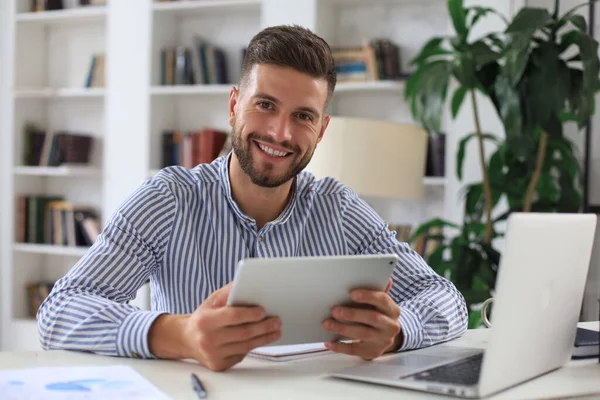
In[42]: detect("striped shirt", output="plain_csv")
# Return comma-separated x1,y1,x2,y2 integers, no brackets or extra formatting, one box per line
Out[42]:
37,154,468,359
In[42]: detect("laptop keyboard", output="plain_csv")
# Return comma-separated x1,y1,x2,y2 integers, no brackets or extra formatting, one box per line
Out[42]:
407,353,483,386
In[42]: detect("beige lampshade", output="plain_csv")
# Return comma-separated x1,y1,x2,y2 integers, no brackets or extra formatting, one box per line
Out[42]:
305,117,428,199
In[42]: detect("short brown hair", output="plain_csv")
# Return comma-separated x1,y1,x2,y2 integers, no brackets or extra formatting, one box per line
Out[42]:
240,25,337,105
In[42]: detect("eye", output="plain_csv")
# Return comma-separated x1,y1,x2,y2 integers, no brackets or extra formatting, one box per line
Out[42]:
259,101,273,110
296,113,313,122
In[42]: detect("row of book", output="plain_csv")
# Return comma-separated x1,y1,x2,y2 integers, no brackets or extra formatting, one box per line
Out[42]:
23,124,94,167
30,0,105,12
333,39,403,82
16,196,101,247
85,53,105,88
160,38,242,86
162,129,229,169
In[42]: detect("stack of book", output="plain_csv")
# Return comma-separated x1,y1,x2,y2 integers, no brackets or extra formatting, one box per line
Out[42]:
161,128,229,169
332,39,403,82
16,196,101,248
160,37,243,85
23,124,94,167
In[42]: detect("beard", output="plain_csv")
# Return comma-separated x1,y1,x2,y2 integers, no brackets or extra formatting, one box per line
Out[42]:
231,123,315,188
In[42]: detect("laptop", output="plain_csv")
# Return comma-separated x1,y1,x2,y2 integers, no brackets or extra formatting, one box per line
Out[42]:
329,212,597,398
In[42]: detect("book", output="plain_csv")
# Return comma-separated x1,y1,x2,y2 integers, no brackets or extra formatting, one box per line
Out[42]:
572,327,599,359
249,343,330,362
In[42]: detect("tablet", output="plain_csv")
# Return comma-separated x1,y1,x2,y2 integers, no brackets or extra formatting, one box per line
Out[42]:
226,254,399,346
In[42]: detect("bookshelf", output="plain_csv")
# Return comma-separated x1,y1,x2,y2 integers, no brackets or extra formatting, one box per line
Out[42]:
1,0,497,352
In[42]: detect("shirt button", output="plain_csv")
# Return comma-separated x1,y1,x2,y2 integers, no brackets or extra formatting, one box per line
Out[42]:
246,218,251,223
258,236,263,243
131,352,141,359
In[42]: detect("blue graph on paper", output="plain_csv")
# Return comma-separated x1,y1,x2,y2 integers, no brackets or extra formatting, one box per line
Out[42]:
0,366,170,400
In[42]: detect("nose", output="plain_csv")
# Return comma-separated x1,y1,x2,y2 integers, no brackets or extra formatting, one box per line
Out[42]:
269,114,293,144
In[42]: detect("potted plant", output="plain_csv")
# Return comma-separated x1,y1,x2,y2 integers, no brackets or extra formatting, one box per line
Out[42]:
405,0,600,326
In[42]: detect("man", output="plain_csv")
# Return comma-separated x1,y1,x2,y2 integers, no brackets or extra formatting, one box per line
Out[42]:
37,25,468,372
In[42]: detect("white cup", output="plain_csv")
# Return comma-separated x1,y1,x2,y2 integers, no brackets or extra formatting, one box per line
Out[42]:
481,298,494,328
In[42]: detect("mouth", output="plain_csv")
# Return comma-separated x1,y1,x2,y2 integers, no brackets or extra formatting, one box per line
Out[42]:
253,140,293,158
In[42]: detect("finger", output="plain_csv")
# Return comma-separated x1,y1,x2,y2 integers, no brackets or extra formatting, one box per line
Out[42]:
207,282,234,308
330,306,399,336
323,318,379,342
219,305,268,326
204,354,245,372
221,330,282,357
324,341,381,361
350,289,400,319
216,317,281,346
385,278,393,294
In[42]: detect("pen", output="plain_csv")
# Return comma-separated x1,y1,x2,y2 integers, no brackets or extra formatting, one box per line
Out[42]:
191,373,207,399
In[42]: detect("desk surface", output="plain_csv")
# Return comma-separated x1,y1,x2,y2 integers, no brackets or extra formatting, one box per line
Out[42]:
0,322,598,400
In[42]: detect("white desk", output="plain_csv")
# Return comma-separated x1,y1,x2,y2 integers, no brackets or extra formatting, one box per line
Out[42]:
1,322,598,400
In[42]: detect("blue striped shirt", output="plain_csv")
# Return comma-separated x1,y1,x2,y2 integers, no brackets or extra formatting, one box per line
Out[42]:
37,154,468,358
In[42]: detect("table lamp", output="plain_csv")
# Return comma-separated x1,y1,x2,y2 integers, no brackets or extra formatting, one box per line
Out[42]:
305,116,428,200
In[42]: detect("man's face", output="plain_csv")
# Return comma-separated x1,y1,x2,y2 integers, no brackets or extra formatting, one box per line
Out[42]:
228,64,330,188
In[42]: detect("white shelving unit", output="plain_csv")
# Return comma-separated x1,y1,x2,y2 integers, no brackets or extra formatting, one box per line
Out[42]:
0,0,111,352
1,0,458,352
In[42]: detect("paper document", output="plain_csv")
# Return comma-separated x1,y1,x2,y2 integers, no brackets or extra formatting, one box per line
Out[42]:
0,365,170,400
249,342,331,361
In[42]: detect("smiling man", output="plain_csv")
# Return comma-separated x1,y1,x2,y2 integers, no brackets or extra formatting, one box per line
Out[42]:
37,25,468,372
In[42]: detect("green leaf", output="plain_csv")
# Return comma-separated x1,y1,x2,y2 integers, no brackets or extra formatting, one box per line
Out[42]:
572,32,600,128
405,60,452,129
470,40,501,65
559,30,579,54
464,183,484,217
564,14,588,32
452,53,477,88
456,132,498,180
451,86,468,118
502,35,532,87
468,310,484,329
426,245,447,274
456,133,476,180
420,62,453,132
506,8,553,34
495,75,526,157
503,8,553,87
448,0,468,37
469,6,508,27
409,218,459,243
410,37,452,66
561,1,595,21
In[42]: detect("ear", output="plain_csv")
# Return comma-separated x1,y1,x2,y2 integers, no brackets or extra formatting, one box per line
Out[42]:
228,86,240,127
317,115,330,144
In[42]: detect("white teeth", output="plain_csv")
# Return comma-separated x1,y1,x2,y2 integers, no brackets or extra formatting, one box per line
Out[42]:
258,143,288,157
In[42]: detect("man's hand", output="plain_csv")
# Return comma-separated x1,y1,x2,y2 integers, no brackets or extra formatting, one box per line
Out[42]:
322,278,402,360
149,282,281,371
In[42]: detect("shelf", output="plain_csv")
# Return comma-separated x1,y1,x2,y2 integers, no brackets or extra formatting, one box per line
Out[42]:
15,7,106,26
151,85,232,96
14,87,105,99
153,0,261,14
14,166,101,178
335,80,407,94
13,243,90,257
423,177,447,186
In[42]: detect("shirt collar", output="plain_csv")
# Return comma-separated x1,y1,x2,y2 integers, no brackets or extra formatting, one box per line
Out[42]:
219,152,299,227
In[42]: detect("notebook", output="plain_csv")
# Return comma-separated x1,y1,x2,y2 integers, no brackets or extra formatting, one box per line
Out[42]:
572,327,600,359
249,343,330,361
